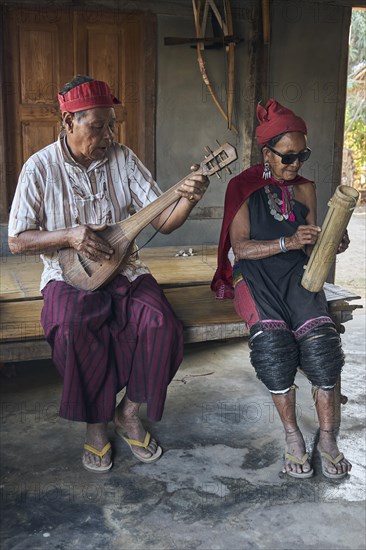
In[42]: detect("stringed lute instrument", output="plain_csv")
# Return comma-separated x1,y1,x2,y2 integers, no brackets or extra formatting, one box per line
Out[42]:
58,142,237,291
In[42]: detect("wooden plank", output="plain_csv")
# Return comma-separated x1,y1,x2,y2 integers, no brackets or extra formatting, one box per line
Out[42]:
0,246,218,300
0,255,43,299
164,286,240,326
0,283,248,362
323,282,361,302
0,320,249,363
1,247,361,367
0,340,51,363
184,322,248,343
1,251,362,304
140,245,217,287
0,300,44,341
141,244,217,261
0,285,242,342
3,279,360,345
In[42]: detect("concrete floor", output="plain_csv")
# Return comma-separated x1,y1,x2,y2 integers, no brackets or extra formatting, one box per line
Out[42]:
1,209,365,550
1,312,365,549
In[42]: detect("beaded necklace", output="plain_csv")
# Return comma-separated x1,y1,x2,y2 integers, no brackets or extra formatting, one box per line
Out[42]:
265,182,295,222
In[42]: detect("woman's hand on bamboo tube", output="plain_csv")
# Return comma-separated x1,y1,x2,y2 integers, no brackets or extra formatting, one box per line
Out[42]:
286,224,321,250
337,229,350,254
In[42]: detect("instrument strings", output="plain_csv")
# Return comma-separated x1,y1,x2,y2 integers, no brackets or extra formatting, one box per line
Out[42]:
134,198,181,254
64,188,183,281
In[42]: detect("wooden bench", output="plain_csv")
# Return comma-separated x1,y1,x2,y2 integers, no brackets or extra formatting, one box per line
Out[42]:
0,245,362,426
0,245,362,362
0,246,246,363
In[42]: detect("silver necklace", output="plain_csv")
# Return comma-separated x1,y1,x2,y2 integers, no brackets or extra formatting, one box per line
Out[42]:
265,184,294,221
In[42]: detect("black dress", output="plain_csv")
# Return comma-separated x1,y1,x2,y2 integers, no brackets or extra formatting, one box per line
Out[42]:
238,183,329,331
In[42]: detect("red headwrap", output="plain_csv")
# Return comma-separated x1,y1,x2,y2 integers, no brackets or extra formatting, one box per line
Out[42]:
255,99,307,145
57,80,121,113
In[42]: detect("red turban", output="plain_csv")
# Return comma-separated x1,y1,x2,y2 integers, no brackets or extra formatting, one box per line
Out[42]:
58,80,121,113
255,99,307,145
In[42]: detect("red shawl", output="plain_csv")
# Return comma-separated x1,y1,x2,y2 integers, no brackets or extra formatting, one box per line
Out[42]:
211,164,311,299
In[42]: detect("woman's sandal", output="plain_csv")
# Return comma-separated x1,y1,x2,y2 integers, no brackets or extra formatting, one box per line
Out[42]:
115,428,162,463
319,450,348,479
284,451,314,479
82,442,113,473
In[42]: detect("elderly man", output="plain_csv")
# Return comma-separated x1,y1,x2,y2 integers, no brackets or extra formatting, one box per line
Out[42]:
8,75,209,473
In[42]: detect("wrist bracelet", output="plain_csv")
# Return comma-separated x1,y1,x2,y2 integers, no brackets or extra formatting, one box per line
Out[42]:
279,236,288,253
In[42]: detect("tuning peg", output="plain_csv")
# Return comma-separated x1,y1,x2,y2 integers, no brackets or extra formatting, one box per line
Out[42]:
204,145,221,178
215,148,231,177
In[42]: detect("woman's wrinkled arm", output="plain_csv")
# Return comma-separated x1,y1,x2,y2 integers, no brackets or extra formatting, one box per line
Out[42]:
230,196,320,262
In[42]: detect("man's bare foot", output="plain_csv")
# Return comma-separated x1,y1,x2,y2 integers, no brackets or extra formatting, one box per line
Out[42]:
283,428,313,477
114,395,161,461
82,423,112,472
318,429,352,478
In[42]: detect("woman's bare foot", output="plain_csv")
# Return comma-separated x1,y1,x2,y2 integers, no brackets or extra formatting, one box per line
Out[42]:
114,395,160,461
318,429,352,477
82,422,112,471
283,428,313,477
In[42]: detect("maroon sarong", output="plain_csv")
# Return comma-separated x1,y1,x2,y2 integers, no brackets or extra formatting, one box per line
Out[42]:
41,274,184,423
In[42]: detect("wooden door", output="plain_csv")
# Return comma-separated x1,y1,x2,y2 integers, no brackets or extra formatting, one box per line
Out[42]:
75,11,156,164
2,7,156,222
2,9,73,222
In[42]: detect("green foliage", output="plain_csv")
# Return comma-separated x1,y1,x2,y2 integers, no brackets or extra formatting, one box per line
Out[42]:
348,10,366,75
344,119,366,186
344,10,365,187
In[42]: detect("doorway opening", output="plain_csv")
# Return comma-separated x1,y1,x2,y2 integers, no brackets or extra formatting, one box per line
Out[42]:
335,8,365,305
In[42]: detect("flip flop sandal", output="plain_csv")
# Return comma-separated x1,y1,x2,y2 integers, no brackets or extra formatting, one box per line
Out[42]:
284,451,314,479
319,450,348,479
115,428,162,463
82,442,113,473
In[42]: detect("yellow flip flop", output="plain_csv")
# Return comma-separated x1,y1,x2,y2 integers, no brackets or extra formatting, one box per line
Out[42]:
115,428,162,463
284,451,314,479
319,450,348,479
82,442,113,473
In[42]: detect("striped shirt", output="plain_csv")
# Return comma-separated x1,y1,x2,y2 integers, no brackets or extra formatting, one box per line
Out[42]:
8,134,163,290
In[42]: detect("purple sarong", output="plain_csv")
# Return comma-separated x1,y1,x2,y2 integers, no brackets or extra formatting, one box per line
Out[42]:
41,274,184,423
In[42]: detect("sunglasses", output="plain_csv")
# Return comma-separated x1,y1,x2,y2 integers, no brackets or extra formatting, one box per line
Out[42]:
266,144,312,165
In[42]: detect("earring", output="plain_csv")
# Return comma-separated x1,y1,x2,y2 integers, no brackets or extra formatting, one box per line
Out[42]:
262,162,271,180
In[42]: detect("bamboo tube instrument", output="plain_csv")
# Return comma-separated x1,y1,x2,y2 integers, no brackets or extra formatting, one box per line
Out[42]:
301,185,359,292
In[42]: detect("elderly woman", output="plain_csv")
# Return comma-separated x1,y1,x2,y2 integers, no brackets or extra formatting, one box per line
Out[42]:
212,99,351,479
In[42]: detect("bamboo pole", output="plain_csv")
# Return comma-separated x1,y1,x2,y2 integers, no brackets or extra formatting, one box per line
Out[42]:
301,185,359,292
